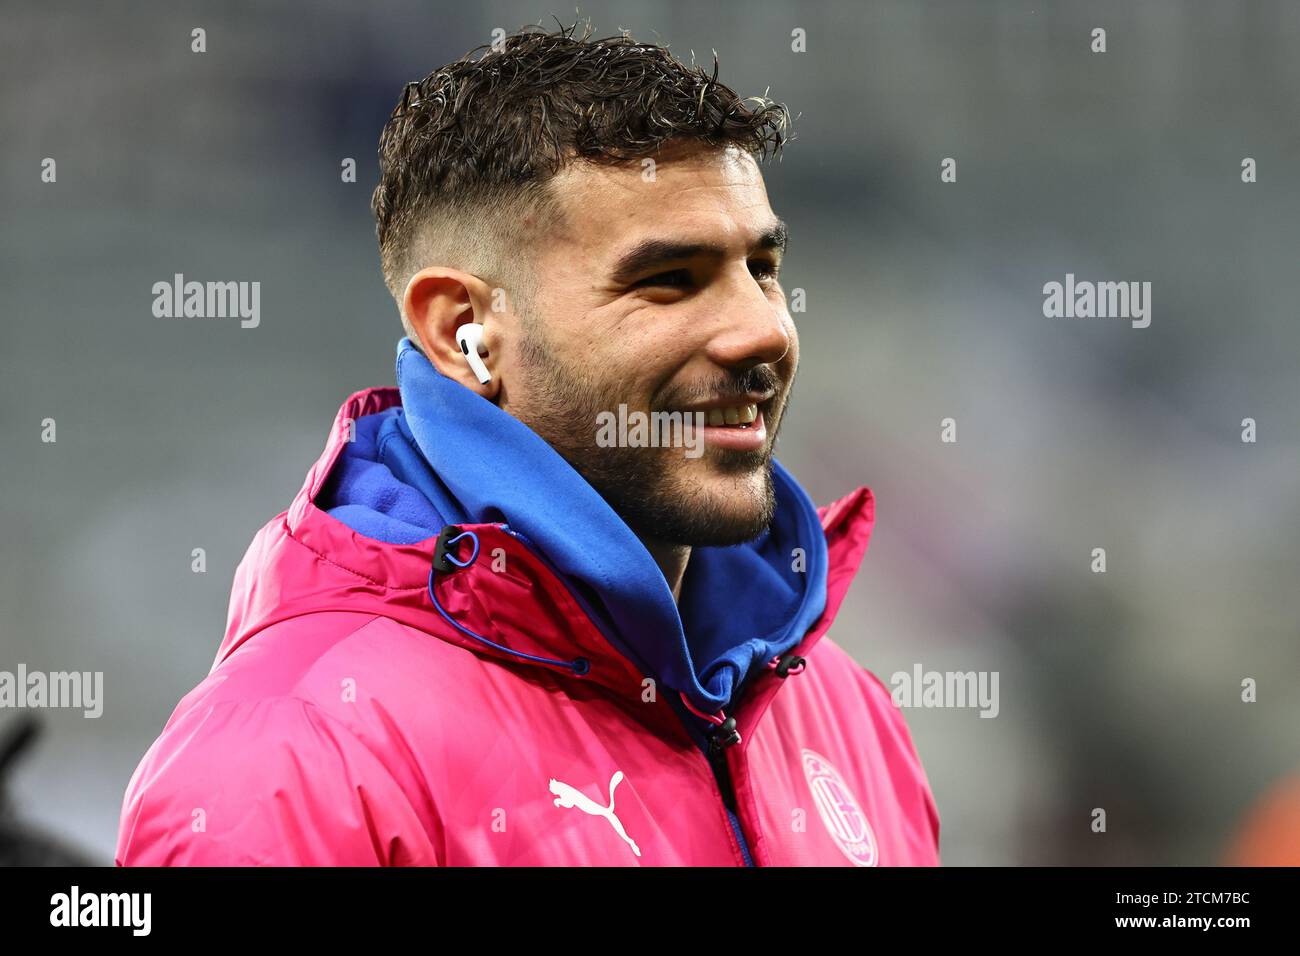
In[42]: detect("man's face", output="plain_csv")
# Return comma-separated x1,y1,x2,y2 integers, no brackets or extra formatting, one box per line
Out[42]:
498,143,798,547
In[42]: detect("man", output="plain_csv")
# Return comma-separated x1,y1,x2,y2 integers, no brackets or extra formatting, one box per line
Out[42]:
116,24,940,866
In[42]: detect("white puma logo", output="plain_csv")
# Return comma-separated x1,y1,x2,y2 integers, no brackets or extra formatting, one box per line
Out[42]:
549,770,641,858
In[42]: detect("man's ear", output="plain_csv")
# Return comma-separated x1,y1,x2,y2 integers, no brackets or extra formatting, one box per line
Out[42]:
402,267,501,399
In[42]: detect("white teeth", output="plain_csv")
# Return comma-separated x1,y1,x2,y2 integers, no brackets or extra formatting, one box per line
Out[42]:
704,404,758,426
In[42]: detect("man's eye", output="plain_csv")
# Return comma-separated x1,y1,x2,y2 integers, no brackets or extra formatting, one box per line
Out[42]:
750,260,780,282
633,269,693,289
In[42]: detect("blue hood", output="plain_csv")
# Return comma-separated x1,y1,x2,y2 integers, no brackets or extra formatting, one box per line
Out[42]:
318,338,828,714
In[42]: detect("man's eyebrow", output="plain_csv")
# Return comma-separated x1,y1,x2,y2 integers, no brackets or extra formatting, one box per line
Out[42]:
758,218,788,255
607,218,789,284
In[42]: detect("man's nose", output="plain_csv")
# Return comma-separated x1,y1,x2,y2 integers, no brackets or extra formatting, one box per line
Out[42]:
703,267,792,369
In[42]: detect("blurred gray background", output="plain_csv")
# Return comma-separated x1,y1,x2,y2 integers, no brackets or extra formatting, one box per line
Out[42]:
2,0,1298,865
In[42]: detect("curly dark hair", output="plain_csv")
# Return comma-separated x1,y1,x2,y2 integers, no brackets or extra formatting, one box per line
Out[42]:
371,20,791,333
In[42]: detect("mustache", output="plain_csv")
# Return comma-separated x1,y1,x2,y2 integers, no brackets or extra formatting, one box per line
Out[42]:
657,366,784,409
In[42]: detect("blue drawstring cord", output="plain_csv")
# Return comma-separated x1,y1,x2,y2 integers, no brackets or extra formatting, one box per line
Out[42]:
426,529,591,675
438,529,480,569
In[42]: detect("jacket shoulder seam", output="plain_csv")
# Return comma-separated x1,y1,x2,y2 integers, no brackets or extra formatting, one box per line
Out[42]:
193,692,403,784
281,516,429,591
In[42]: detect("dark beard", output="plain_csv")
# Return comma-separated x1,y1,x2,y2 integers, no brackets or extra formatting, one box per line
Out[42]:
504,321,779,547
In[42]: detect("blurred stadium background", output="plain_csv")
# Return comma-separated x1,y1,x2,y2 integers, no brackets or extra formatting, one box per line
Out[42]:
2,0,1298,865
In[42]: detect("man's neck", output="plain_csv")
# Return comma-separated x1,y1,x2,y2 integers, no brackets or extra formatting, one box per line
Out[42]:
641,538,691,603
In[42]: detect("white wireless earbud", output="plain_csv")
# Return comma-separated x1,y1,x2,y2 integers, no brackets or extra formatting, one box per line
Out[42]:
455,322,491,384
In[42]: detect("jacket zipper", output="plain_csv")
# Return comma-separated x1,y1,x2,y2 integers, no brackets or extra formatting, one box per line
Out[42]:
709,745,755,868
665,690,756,867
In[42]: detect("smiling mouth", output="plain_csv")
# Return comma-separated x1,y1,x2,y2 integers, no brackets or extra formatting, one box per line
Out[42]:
691,405,769,453
673,389,776,427
701,403,759,428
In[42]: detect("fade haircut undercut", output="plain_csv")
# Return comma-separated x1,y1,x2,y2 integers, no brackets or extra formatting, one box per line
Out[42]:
371,20,791,346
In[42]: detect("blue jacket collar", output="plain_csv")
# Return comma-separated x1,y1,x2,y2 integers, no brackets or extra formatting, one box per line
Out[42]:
321,338,828,714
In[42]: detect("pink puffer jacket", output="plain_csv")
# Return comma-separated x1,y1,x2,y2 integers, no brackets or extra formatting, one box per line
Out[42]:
116,387,940,866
